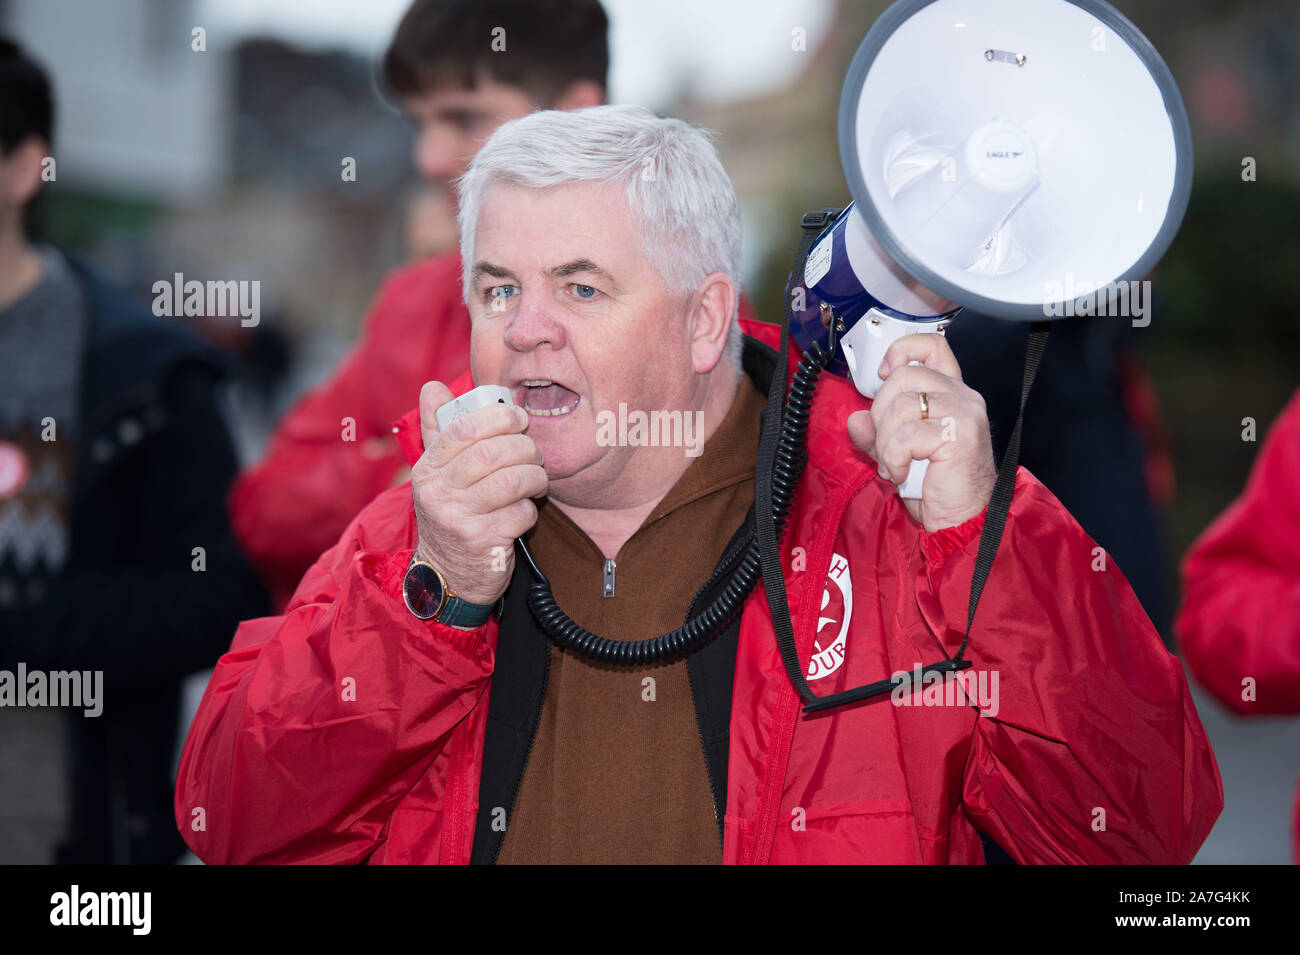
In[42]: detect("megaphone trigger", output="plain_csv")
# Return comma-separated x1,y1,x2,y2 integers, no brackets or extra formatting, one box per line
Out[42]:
839,309,947,400
838,308,948,499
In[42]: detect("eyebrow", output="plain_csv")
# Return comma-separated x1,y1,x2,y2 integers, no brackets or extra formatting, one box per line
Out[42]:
472,259,617,288
552,259,616,286
471,261,520,285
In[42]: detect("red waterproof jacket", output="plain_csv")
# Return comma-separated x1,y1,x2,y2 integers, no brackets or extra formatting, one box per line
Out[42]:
1177,390,1300,861
179,320,1222,864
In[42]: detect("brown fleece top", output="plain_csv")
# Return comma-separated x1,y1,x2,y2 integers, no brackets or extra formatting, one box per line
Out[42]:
497,376,765,864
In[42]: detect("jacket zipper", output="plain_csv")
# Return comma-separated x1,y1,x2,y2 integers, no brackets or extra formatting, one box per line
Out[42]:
746,479,866,863
489,635,551,864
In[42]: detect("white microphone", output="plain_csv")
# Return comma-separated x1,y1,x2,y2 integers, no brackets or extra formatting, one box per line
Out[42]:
435,385,514,432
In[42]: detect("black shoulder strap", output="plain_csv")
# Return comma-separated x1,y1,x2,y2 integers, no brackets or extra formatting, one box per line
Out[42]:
953,321,1049,662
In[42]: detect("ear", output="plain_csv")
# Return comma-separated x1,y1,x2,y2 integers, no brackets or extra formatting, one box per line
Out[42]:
688,272,737,375
1,139,49,209
553,79,605,111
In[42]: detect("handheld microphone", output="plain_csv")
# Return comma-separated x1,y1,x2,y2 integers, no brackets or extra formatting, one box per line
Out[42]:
434,385,513,432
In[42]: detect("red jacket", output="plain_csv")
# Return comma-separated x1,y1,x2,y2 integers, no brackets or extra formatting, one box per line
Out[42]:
230,252,761,609
179,320,1222,864
1177,390,1300,861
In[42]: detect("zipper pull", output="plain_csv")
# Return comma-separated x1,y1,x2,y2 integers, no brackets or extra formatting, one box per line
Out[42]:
603,559,616,598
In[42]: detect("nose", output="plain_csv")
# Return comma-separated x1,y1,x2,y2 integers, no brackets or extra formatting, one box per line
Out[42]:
503,290,567,353
414,124,468,185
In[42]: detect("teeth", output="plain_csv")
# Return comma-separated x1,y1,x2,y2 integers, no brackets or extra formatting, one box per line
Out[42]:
522,380,552,387
526,399,578,417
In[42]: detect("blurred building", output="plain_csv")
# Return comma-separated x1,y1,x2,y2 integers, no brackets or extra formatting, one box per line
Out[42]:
2,0,231,201
3,3,422,461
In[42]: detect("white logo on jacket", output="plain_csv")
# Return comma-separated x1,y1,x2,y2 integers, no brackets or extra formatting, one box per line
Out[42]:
807,552,851,680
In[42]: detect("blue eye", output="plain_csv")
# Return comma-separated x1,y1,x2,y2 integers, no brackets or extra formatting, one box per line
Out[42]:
487,285,518,306
572,284,597,299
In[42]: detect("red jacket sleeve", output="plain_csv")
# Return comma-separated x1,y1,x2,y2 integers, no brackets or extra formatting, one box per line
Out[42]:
915,468,1223,863
229,257,471,609
1177,391,1300,716
176,484,495,864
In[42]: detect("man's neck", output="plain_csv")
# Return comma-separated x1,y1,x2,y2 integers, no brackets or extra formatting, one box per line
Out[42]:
551,364,744,560
0,230,44,312
550,495,661,562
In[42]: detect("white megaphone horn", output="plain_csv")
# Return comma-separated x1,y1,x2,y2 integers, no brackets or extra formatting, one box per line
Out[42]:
789,0,1193,498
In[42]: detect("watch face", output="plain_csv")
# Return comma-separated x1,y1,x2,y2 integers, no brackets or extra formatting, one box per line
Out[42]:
403,561,445,619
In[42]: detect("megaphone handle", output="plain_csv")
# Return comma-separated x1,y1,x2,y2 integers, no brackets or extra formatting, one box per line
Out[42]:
896,456,928,499
893,356,930,498
841,314,946,502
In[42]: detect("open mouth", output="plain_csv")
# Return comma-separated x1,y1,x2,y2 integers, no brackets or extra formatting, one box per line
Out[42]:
516,380,582,417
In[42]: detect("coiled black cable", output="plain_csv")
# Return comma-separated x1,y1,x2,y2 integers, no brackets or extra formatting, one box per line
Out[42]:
516,322,839,665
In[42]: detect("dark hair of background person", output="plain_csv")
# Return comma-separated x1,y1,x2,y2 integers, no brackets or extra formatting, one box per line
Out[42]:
383,0,609,103
0,35,53,154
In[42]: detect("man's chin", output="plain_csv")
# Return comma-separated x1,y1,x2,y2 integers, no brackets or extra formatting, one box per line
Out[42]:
538,450,591,485
534,437,602,488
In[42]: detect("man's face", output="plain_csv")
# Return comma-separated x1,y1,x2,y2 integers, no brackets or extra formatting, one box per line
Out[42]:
402,77,535,202
467,181,704,506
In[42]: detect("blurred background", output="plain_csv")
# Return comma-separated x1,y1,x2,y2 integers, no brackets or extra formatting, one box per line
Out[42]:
0,0,1296,864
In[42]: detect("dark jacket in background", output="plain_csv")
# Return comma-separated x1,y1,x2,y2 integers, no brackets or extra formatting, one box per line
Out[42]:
948,313,1169,639
0,257,268,863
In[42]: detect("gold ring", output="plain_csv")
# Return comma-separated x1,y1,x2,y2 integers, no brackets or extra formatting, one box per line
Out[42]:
919,392,930,420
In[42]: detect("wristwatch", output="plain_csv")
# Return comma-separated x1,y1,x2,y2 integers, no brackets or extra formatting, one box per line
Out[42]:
402,552,503,627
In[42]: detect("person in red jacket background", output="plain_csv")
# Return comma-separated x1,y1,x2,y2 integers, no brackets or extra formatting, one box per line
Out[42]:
1178,390,1300,862
178,105,1221,865
229,0,609,608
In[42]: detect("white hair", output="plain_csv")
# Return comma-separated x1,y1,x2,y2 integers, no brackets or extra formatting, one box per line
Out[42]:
457,104,744,371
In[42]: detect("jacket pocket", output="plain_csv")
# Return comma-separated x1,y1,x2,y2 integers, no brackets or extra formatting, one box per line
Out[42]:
768,800,925,864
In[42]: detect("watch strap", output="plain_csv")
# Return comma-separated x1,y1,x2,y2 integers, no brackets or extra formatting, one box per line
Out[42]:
436,595,495,628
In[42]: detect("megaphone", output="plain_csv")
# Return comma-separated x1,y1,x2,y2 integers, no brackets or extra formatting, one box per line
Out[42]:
789,0,1192,497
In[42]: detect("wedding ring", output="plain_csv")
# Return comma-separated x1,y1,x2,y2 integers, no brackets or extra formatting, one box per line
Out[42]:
919,392,930,420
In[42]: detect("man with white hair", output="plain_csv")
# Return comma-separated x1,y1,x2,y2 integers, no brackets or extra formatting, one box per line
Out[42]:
177,105,1222,865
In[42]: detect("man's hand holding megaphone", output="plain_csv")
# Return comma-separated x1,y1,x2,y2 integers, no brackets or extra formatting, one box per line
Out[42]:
846,332,996,533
